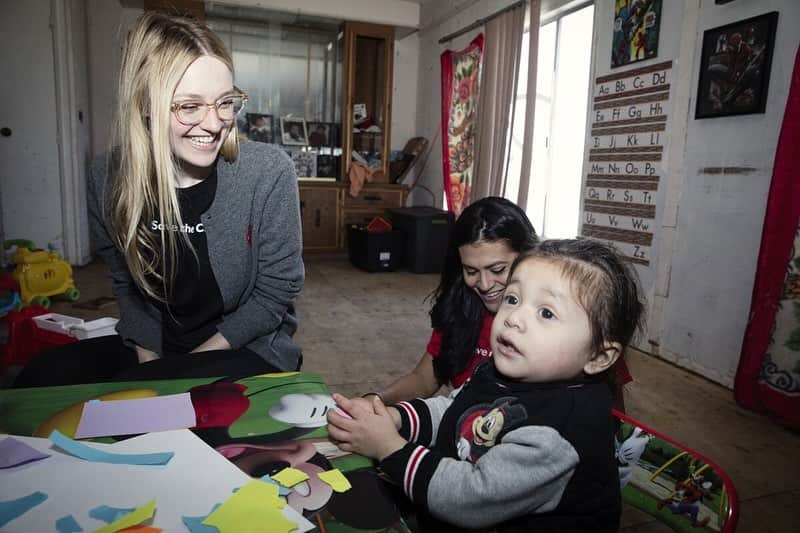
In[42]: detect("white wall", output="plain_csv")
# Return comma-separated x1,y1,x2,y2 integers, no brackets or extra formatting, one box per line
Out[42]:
211,0,420,28
584,0,800,387
659,0,800,386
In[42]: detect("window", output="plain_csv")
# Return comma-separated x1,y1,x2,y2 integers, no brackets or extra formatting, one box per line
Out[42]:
507,3,595,238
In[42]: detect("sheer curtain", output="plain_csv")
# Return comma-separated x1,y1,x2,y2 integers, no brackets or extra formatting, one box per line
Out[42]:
472,3,527,199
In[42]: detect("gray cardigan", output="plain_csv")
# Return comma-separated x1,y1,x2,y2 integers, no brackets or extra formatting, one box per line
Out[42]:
87,141,305,370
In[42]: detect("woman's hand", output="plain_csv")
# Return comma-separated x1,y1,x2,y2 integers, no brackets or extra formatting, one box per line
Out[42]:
191,332,231,353
135,345,160,363
327,392,406,460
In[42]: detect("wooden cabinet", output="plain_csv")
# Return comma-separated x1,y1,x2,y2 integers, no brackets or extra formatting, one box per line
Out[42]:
341,22,394,183
299,181,406,252
299,184,340,251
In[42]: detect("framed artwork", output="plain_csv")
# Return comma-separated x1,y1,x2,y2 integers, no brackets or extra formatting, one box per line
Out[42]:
290,150,317,177
315,154,338,178
695,11,778,119
306,122,340,149
611,0,662,68
246,113,274,143
280,117,308,146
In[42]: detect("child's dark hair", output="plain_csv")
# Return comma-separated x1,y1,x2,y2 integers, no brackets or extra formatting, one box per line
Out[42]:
508,239,644,360
430,197,539,385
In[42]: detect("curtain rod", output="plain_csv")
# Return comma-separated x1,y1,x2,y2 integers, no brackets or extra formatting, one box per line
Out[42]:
438,0,527,44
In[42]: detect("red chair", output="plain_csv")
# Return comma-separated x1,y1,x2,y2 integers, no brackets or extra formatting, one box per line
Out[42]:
0,306,77,370
614,409,738,532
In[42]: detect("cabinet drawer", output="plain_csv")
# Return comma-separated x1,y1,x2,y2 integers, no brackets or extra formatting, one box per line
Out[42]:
342,188,404,209
299,186,340,250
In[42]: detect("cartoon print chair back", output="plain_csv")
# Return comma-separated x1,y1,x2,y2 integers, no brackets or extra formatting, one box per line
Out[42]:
614,410,738,532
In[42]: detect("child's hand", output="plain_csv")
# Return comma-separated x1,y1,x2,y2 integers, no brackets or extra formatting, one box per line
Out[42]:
327,392,406,461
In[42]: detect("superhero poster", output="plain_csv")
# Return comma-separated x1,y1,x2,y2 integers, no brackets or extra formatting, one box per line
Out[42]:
611,0,662,68
695,12,779,119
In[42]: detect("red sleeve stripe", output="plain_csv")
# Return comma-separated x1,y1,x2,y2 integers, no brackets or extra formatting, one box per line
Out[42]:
403,445,430,499
397,401,419,442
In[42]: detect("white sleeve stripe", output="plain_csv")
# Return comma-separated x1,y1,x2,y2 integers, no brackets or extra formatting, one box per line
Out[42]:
397,401,419,442
404,445,429,499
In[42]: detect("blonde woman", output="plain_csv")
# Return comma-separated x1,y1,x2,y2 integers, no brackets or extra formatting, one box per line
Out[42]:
16,13,303,386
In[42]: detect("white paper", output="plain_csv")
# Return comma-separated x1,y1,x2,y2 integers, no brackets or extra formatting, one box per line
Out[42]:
0,430,314,532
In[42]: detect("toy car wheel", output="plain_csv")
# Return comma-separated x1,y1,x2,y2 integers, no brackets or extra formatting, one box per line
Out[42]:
31,296,51,308
64,287,80,302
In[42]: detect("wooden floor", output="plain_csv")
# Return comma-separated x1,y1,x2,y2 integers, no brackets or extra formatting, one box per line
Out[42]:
26,254,800,532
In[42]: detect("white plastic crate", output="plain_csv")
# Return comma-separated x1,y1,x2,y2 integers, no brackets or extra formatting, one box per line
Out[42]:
32,313,118,340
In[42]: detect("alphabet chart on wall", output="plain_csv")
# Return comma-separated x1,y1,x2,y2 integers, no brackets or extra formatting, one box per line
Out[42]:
580,60,672,266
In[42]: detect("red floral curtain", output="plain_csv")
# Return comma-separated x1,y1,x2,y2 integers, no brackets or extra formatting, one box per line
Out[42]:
441,35,484,216
734,46,800,427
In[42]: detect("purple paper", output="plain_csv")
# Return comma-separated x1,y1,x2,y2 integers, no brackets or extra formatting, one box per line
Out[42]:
74,393,197,439
0,437,50,469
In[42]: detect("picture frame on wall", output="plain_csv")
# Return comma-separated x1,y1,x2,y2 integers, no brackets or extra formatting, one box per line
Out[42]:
611,0,662,68
280,117,309,146
246,113,274,143
695,11,779,119
306,122,340,150
290,150,317,177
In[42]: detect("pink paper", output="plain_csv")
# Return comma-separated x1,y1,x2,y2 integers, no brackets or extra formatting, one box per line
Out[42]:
75,393,197,438
0,437,50,468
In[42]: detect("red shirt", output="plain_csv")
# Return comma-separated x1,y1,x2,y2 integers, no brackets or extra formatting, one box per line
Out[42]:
426,314,633,387
427,315,494,388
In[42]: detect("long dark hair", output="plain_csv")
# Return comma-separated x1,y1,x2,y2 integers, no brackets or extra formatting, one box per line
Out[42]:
430,197,538,385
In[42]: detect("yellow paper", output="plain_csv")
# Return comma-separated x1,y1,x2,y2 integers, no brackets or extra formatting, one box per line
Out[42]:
203,480,296,533
272,467,309,487
253,372,300,378
94,499,156,533
317,469,352,493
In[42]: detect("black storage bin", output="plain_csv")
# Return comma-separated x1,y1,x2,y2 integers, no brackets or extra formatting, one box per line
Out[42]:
388,207,455,273
347,225,404,272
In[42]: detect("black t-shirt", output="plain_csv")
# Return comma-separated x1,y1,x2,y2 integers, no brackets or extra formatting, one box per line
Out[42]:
150,172,224,354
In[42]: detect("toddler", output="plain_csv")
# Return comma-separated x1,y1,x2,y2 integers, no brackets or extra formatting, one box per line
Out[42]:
328,239,643,532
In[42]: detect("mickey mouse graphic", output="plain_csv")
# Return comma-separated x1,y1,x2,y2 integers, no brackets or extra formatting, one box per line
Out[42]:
456,396,527,462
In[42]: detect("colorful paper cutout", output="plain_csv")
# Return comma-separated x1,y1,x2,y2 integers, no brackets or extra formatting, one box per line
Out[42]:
202,480,295,532
55,514,83,532
0,491,48,528
272,467,309,487
317,469,352,493
181,503,220,533
118,526,161,532
75,393,196,439
94,499,156,533
48,430,173,465
259,475,292,496
0,437,50,468
90,505,135,523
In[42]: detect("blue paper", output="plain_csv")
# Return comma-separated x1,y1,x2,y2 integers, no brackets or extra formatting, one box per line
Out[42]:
182,503,221,532
0,491,48,528
89,505,134,523
55,514,83,532
260,474,292,496
48,429,174,465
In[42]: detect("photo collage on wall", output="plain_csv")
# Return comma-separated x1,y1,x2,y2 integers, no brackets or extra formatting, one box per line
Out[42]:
242,112,341,178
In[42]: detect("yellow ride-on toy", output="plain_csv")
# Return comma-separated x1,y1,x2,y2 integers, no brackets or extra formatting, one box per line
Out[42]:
3,239,80,309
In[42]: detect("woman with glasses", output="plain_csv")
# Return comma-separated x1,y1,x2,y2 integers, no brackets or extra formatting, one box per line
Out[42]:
15,12,304,387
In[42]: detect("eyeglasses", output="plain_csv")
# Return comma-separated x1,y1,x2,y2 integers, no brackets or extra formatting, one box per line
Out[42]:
170,92,248,126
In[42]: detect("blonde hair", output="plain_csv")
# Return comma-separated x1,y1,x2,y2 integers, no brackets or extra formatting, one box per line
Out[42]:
110,12,239,300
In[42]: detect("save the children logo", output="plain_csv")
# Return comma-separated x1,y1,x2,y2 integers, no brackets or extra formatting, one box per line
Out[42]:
150,220,205,233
